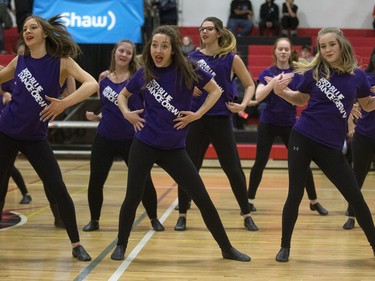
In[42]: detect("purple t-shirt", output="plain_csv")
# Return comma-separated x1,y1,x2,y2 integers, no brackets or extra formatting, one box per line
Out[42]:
354,72,375,140
125,63,213,149
189,50,236,116
0,55,62,140
97,76,143,141
258,66,302,126
295,68,371,149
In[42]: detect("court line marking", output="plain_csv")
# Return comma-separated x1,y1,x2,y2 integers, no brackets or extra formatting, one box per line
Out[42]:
108,199,177,281
73,184,177,281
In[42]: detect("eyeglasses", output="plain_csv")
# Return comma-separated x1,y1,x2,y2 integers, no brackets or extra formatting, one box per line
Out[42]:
198,26,216,32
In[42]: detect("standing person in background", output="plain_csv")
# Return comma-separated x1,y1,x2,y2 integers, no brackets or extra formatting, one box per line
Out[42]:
247,37,328,220
152,0,178,25
174,16,258,232
280,0,299,37
14,0,34,33
299,44,314,62
259,0,280,36
83,39,164,233
273,27,375,262
227,0,254,37
0,15,97,261
0,0,13,54
342,47,375,230
111,25,250,262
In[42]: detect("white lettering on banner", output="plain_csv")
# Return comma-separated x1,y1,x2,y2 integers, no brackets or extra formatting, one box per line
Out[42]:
18,68,47,108
196,59,224,93
146,80,183,117
316,78,347,118
61,11,116,30
102,86,118,105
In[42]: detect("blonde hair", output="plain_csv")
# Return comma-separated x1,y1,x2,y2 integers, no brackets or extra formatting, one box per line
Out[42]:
293,27,357,81
199,17,236,57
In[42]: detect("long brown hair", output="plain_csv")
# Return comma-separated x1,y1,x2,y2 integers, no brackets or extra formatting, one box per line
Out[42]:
20,15,81,59
142,25,199,89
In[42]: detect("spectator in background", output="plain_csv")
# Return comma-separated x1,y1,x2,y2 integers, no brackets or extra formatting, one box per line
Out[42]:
299,44,314,61
373,4,375,30
281,0,299,37
181,35,196,56
0,0,13,54
227,0,254,37
152,0,178,25
259,0,280,36
14,0,33,33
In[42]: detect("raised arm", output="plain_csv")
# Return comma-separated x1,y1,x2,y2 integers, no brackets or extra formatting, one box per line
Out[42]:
40,57,98,121
117,87,145,132
227,54,256,112
173,78,221,130
357,95,375,112
256,72,294,103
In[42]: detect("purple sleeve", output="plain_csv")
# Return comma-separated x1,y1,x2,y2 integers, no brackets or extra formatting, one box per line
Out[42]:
195,66,214,88
125,68,144,94
356,69,372,99
297,70,314,95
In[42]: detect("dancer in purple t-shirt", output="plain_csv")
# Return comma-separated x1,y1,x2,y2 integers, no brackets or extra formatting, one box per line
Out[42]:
248,37,328,220
342,47,375,230
82,40,164,233
273,27,375,262
175,16,258,232
0,15,97,261
111,25,250,262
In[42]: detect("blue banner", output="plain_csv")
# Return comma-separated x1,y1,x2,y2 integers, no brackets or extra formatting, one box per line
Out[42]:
33,0,144,44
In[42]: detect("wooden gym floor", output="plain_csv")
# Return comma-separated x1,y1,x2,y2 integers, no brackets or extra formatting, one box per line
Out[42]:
0,158,374,281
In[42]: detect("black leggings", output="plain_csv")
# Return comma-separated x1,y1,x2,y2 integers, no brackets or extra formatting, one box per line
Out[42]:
11,166,29,195
177,115,250,215
248,122,317,200
347,132,375,217
0,132,80,243
280,130,375,249
87,134,158,221
116,138,232,252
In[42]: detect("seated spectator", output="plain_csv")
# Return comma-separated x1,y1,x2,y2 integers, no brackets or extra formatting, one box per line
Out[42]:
281,0,299,37
299,44,314,61
181,36,196,56
227,0,254,37
259,0,280,36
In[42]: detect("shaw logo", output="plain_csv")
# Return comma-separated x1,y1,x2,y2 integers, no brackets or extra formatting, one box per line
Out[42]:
60,11,116,30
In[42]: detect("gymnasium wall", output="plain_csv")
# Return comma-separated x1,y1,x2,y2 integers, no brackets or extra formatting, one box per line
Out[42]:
178,0,374,29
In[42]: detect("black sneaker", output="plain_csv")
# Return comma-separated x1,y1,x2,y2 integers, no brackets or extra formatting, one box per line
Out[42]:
222,247,251,262
19,194,32,204
244,216,258,231
83,220,99,232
